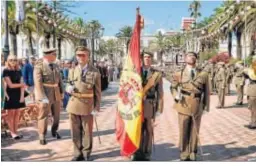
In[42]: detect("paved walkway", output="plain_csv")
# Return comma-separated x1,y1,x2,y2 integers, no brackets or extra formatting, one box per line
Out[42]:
1,80,256,161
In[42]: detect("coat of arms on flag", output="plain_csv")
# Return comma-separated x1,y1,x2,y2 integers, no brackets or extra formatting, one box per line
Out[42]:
115,8,144,157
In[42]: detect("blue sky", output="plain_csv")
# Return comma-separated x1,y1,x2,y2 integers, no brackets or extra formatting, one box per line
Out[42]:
67,1,223,36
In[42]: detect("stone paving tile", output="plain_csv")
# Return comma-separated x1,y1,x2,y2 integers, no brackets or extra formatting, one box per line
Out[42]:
1,80,256,161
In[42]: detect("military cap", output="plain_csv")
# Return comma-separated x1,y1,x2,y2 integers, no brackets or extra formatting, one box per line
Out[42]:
43,48,56,55
75,46,90,52
29,55,35,59
186,52,198,59
141,51,153,58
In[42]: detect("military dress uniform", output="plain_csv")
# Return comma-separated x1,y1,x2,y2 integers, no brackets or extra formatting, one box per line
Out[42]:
170,65,210,161
234,62,245,105
33,48,64,144
133,67,164,161
66,63,101,160
243,56,256,129
209,63,215,94
225,64,234,95
215,62,226,108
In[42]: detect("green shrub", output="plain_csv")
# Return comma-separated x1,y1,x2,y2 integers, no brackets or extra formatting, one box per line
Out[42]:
228,57,239,65
244,56,253,66
199,49,218,62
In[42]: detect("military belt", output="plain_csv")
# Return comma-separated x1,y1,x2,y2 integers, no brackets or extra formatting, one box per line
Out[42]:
181,90,201,98
43,83,58,87
250,81,256,84
72,92,94,98
146,97,155,100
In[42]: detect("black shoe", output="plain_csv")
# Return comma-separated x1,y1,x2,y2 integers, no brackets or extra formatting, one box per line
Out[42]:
180,158,191,161
244,125,256,130
39,139,47,145
71,156,84,161
52,132,61,139
13,135,23,140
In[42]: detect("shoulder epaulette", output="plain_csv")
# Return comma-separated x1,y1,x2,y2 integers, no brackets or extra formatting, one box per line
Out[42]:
34,59,43,68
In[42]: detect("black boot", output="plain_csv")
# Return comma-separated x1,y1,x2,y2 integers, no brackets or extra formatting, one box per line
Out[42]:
52,131,61,139
71,156,84,161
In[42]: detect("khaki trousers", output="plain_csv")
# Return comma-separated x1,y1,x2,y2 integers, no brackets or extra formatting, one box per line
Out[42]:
140,118,153,156
236,85,244,104
38,101,61,139
217,86,225,107
248,97,256,127
70,113,93,157
178,113,202,160
225,84,230,95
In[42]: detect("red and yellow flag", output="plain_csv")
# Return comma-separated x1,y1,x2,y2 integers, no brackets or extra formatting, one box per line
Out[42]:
116,8,144,157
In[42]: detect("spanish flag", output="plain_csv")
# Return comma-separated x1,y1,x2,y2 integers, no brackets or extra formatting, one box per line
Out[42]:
116,8,144,157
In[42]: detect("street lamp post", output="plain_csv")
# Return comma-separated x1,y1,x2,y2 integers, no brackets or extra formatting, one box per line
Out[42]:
90,24,104,65
3,0,9,62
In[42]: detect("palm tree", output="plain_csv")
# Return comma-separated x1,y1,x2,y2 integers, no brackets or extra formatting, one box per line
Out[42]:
74,17,89,46
115,25,133,54
95,39,107,60
188,0,201,29
87,20,103,61
20,2,39,55
153,31,166,65
6,1,19,56
243,2,256,55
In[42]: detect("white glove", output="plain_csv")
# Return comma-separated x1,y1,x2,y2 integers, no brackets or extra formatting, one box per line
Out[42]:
41,98,49,104
66,85,75,94
91,110,98,116
155,112,161,117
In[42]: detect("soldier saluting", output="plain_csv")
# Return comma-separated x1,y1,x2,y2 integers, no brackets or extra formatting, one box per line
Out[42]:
132,51,164,161
169,52,210,161
34,48,64,145
66,46,101,161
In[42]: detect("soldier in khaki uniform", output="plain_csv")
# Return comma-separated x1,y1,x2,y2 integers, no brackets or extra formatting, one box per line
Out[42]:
215,62,226,108
225,64,234,95
234,61,245,105
132,52,164,161
66,46,101,161
207,60,215,94
243,56,256,130
34,48,64,145
168,52,210,161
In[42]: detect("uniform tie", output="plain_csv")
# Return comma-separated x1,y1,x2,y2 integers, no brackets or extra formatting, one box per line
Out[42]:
191,69,195,80
49,63,54,71
144,70,148,80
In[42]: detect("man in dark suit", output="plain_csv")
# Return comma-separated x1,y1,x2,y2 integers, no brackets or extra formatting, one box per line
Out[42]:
23,56,36,92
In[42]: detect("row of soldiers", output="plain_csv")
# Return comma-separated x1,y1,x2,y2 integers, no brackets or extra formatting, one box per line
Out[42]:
164,53,256,161
205,60,248,108
32,45,255,162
